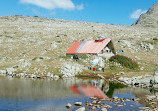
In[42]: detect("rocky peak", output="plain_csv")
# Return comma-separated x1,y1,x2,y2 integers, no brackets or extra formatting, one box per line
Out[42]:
133,2,158,28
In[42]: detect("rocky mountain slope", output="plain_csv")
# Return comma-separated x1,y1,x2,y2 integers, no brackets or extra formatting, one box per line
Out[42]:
133,2,158,28
0,3,158,77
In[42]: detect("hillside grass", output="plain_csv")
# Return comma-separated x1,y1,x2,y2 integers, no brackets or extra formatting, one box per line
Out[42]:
0,16,157,76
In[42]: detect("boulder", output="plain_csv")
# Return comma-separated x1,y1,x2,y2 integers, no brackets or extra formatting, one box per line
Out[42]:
6,68,17,75
0,70,6,74
150,71,158,86
101,108,107,111
113,96,119,100
75,102,82,106
30,74,37,78
75,107,85,111
54,75,59,80
117,105,123,107
92,100,97,104
91,57,105,67
51,42,58,49
66,103,72,109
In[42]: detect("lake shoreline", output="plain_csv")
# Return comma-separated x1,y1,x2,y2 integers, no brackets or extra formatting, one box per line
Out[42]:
0,71,157,89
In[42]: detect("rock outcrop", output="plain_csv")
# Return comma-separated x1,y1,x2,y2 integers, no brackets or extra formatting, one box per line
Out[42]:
133,3,158,28
150,70,158,88
118,75,152,87
60,63,85,78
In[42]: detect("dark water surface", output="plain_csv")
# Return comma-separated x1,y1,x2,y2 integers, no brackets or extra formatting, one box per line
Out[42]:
0,76,152,111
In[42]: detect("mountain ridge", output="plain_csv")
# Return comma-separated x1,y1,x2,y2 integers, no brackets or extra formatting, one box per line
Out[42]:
133,2,158,28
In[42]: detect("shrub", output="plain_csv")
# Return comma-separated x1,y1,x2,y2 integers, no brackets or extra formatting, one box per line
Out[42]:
39,57,44,60
32,57,37,61
109,55,138,69
153,38,158,41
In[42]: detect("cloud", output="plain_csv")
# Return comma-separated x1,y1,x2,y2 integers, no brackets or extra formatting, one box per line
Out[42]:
20,0,84,10
130,9,147,19
76,4,84,10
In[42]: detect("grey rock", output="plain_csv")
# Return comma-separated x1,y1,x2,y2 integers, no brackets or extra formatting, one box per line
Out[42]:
6,68,17,75
75,102,82,106
0,70,6,74
133,3,158,28
61,63,85,77
150,71,158,87
30,74,36,78
66,103,72,109
75,107,85,111
113,96,119,100
117,105,123,107
101,108,107,111
54,75,59,80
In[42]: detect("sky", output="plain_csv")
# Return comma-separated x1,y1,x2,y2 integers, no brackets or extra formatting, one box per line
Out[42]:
0,0,158,25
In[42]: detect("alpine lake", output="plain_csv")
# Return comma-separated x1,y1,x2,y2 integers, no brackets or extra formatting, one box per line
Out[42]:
0,76,155,111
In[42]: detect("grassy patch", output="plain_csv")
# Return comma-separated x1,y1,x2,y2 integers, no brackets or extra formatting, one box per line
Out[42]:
109,55,139,69
59,55,73,59
79,69,116,79
142,40,157,45
79,54,88,60
56,40,62,43
13,66,19,69
53,68,61,75
5,35,13,38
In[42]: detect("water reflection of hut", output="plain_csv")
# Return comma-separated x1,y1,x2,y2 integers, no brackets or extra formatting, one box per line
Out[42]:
69,85,108,99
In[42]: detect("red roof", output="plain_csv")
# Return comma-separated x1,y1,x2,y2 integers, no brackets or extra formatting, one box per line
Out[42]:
66,38,111,54
66,41,83,54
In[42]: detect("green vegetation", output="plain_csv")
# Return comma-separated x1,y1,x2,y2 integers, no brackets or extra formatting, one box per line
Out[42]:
109,55,139,69
13,66,19,69
142,40,157,45
32,57,37,61
32,57,44,61
39,57,44,60
5,35,13,38
79,54,88,60
153,38,158,41
59,55,73,59
56,40,62,43
53,67,61,75
22,52,26,54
